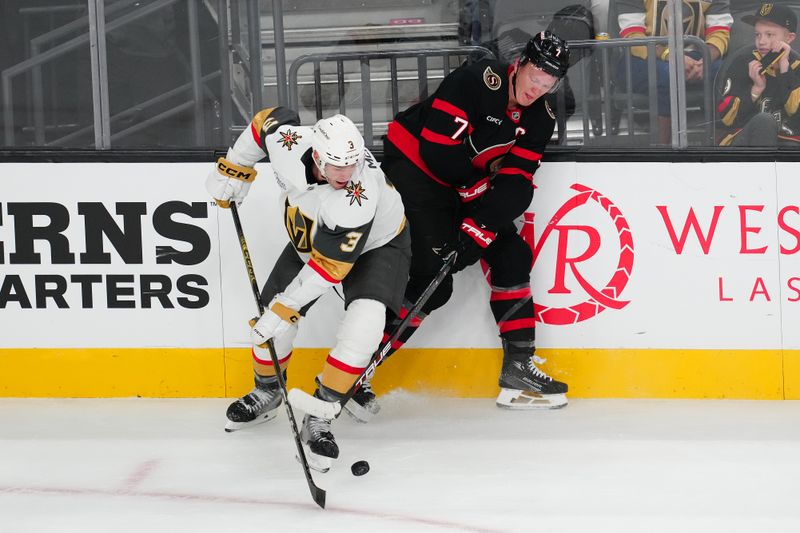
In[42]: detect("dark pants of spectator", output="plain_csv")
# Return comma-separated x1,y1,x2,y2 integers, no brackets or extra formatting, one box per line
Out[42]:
730,112,779,147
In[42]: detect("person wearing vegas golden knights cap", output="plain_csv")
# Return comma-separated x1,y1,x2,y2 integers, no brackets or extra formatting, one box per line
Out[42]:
742,3,797,33
718,3,800,146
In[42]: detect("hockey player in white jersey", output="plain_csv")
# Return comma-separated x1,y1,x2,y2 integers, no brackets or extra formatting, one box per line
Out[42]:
206,108,410,471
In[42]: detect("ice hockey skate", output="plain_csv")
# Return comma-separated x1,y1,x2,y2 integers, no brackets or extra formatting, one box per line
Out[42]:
496,347,568,409
224,374,283,432
342,379,380,423
300,412,339,473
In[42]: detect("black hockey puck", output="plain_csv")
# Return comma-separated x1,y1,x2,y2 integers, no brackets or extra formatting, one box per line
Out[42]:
351,460,370,476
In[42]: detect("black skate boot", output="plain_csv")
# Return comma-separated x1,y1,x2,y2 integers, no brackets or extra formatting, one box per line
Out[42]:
496,340,568,409
224,373,283,432
300,387,341,473
342,378,380,423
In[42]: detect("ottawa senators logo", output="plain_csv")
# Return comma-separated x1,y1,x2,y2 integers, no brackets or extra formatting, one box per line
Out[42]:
483,66,501,91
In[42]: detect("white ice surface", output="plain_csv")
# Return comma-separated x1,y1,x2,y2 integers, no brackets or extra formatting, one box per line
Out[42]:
2,395,800,533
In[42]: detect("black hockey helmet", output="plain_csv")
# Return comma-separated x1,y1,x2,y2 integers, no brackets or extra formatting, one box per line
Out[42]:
519,31,570,79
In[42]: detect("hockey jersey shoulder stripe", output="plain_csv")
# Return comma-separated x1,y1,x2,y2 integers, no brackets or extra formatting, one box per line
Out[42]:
510,146,542,161
706,13,734,29
250,109,272,147
431,97,469,121
786,86,800,116
421,127,462,146
722,97,741,127
250,122,263,147
386,122,452,188
251,107,302,149
718,95,733,114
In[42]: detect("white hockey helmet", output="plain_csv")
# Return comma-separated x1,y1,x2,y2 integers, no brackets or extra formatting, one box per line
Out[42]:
311,114,365,176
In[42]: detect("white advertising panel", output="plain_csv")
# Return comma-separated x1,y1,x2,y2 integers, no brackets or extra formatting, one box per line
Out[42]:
0,163,222,348
531,161,783,350
777,162,800,350
0,161,795,351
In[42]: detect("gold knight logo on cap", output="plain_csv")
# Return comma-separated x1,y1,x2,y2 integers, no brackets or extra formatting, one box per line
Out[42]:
743,3,796,33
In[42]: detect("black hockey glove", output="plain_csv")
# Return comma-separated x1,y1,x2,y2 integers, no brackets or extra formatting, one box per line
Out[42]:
438,217,496,272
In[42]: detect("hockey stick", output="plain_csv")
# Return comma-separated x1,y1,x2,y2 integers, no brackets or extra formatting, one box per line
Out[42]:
288,251,456,420
229,202,326,510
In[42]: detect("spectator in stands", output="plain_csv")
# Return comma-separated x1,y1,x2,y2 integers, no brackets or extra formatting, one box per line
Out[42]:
460,0,496,45
616,0,733,143
717,3,799,146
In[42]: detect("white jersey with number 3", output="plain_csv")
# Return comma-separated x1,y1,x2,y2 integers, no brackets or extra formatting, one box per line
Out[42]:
226,121,406,282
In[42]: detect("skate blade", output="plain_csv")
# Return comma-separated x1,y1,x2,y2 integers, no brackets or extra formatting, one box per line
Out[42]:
224,410,278,432
342,399,380,424
297,445,332,473
495,388,568,410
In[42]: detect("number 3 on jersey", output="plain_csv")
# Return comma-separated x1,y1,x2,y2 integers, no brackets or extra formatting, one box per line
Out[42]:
451,117,469,139
340,231,363,252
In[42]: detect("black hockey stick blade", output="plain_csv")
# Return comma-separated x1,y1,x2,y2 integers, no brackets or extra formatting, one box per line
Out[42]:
289,252,457,419
230,202,326,509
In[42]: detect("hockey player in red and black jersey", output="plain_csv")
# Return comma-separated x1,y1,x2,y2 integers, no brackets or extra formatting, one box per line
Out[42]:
380,31,570,409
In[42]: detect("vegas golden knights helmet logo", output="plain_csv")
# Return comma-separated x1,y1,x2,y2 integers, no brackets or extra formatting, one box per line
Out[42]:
761,4,774,16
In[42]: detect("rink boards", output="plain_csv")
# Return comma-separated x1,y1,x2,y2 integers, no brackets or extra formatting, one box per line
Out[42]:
1,161,799,399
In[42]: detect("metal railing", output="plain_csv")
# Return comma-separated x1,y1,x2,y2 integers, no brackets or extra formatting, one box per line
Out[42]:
3,0,198,147
287,46,494,147
565,35,713,147
2,0,264,149
1,1,719,151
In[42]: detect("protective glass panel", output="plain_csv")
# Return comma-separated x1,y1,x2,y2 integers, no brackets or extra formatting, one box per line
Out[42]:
102,0,221,148
1,1,94,148
3,0,797,150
